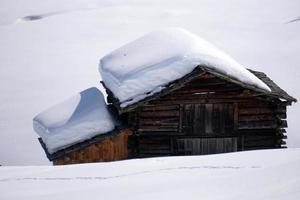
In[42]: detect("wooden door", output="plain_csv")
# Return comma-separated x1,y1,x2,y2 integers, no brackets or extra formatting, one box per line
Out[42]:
177,138,237,155
178,103,236,155
181,104,234,135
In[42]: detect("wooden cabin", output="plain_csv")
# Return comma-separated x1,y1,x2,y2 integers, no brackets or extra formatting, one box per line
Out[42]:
104,66,296,158
36,28,296,165
40,66,296,165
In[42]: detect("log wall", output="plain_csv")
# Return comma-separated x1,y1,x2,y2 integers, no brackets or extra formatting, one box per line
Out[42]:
53,128,133,165
127,73,287,157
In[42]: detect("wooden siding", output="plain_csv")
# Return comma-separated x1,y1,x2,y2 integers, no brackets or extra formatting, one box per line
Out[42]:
176,137,237,155
181,103,234,135
128,72,287,158
53,128,133,165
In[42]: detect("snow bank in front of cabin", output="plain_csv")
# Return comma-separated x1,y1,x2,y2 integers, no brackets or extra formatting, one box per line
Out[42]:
99,28,270,107
33,87,116,154
1,149,300,200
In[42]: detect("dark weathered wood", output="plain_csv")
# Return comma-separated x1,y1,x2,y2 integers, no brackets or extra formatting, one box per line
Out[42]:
138,128,178,132
141,105,179,111
129,73,291,157
239,107,286,115
238,121,278,129
99,70,294,160
139,149,172,154
238,115,276,122
140,110,180,118
205,104,213,134
176,137,237,155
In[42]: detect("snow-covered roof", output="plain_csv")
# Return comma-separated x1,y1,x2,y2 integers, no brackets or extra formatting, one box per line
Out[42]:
33,87,117,154
99,28,271,108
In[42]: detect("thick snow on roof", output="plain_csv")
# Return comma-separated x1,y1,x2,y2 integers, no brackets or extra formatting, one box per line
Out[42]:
33,87,116,154
99,28,270,107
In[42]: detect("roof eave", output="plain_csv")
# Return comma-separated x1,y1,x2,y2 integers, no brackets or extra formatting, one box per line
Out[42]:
103,65,296,114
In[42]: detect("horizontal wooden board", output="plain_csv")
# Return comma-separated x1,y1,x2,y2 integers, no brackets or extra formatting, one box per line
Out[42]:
139,110,180,117
137,131,182,136
150,98,257,105
238,101,272,108
172,86,243,94
238,121,278,129
141,105,179,111
139,117,179,125
138,128,178,132
239,107,286,115
176,137,237,155
139,149,172,154
238,114,276,122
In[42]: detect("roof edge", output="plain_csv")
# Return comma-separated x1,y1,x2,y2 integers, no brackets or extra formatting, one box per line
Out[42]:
102,65,296,114
102,67,207,113
247,69,297,103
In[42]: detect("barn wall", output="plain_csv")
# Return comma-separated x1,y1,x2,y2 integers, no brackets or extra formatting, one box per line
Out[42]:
127,73,287,157
53,128,134,165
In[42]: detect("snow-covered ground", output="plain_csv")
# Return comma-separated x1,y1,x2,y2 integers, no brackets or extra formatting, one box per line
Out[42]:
0,0,299,165
1,149,300,200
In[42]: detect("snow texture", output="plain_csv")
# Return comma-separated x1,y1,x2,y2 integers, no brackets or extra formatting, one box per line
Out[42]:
100,28,271,107
33,87,116,154
0,0,299,166
1,149,300,200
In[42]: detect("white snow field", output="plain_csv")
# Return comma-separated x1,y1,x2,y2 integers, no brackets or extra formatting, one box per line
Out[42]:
0,0,300,165
33,87,116,154
100,28,270,107
1,149,300,200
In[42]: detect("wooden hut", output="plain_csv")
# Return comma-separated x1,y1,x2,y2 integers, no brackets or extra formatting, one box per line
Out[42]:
35,88,136,165
40,127,134,165
103,66,296,157
39,66,296,165
36,29,296,165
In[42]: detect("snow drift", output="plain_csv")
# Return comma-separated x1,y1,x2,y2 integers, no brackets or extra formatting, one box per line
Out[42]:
99,28,270,107
33,87,116,154
1,149,300,200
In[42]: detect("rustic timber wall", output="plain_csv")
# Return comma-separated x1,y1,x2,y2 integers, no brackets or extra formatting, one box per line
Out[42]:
53,128,133,165
127,73,287,157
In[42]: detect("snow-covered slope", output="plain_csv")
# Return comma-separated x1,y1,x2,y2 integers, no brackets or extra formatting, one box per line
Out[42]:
1,149,300,200
33,87,116,154
0,0,299,165
100,28,270,107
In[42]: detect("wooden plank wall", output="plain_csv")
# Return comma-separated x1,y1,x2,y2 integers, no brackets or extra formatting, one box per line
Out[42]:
128,73,287,157
53,128,133,165
237,101,287,150
177,138,237,155
181,103,234,135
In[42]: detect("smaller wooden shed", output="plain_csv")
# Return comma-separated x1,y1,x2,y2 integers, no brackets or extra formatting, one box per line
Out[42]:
40,127,134,165
34,87,135,165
